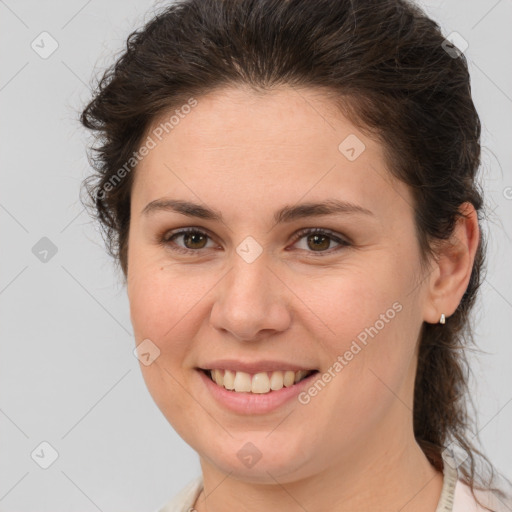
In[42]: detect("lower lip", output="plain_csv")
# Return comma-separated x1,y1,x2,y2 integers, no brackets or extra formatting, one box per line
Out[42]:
197,369,319,415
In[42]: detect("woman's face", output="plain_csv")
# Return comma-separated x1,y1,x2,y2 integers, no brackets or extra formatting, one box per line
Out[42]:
127,85,434,483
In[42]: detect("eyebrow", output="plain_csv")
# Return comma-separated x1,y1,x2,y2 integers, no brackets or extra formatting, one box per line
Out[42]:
141,198,374,224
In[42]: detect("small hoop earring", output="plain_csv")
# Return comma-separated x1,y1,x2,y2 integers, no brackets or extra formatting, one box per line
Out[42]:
439,313,446,324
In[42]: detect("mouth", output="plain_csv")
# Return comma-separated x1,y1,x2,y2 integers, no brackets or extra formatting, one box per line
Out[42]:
199,368,319,394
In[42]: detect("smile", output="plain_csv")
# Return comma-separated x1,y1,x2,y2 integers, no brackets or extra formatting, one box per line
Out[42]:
203,368,318,394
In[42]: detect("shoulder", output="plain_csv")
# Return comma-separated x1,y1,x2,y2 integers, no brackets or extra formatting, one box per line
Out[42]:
453,478,512,512
155,475,203,512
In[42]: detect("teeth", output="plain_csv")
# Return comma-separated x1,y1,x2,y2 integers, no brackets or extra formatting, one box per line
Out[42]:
284,370,295,387
208,368,314,394
223,369,235,390
270,370,284,390
294,370,309,383
233,371,252,392
212,369,224,387
251,372,270,393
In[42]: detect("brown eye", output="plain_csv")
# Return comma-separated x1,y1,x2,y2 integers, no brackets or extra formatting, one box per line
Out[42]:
305,233,331,251
292,228,351,256
180,231,208,250
161,228,215,254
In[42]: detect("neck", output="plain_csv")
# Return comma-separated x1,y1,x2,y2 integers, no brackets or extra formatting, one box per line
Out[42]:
194,438,444,512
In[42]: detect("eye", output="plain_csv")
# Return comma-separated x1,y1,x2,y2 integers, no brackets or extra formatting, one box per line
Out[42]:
158,227,351,256
290,227,351,256
159,227,217,255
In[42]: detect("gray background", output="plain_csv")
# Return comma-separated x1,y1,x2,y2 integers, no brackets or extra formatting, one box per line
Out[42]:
0,0,511,511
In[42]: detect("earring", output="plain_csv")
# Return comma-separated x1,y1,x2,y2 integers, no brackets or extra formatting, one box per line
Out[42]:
439,313,446,324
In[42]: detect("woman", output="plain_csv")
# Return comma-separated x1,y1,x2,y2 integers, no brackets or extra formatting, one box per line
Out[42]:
79,0,512,510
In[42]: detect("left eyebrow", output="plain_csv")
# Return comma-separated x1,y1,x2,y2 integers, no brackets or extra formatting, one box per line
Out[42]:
141,198,375,223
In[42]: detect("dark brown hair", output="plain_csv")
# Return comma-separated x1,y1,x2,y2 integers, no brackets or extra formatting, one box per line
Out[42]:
80,0,510,508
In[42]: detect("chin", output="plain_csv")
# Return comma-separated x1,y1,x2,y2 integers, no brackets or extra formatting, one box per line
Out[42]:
198,436,316,484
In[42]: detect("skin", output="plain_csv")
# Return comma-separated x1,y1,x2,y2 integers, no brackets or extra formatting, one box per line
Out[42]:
126,85,479,512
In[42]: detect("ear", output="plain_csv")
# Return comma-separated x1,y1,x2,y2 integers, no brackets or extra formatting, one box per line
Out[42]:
422,202,480,324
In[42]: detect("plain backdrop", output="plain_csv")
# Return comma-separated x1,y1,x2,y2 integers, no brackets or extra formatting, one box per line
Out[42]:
0,0,511,511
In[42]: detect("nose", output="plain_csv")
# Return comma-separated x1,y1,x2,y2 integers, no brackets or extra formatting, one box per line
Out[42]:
209,255,292,341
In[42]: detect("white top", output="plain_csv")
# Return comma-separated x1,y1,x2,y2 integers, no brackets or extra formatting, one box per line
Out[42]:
156,459,510,512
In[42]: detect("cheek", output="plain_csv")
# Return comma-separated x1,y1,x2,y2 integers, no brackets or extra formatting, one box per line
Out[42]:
127,266,203,421
296,261,416,401
128,263,197,339
291,262,404,346
127,263,222,379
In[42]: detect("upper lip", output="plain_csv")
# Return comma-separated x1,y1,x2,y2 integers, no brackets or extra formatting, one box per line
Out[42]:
198,359,318,374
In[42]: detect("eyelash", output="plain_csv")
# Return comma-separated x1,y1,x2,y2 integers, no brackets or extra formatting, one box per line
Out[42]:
158,227,351,257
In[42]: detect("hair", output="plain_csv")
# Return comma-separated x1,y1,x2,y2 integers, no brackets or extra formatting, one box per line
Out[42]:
79,0,510,508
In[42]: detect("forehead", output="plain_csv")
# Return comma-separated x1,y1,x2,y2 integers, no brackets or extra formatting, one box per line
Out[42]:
132,85,413,224
147,85,369,159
